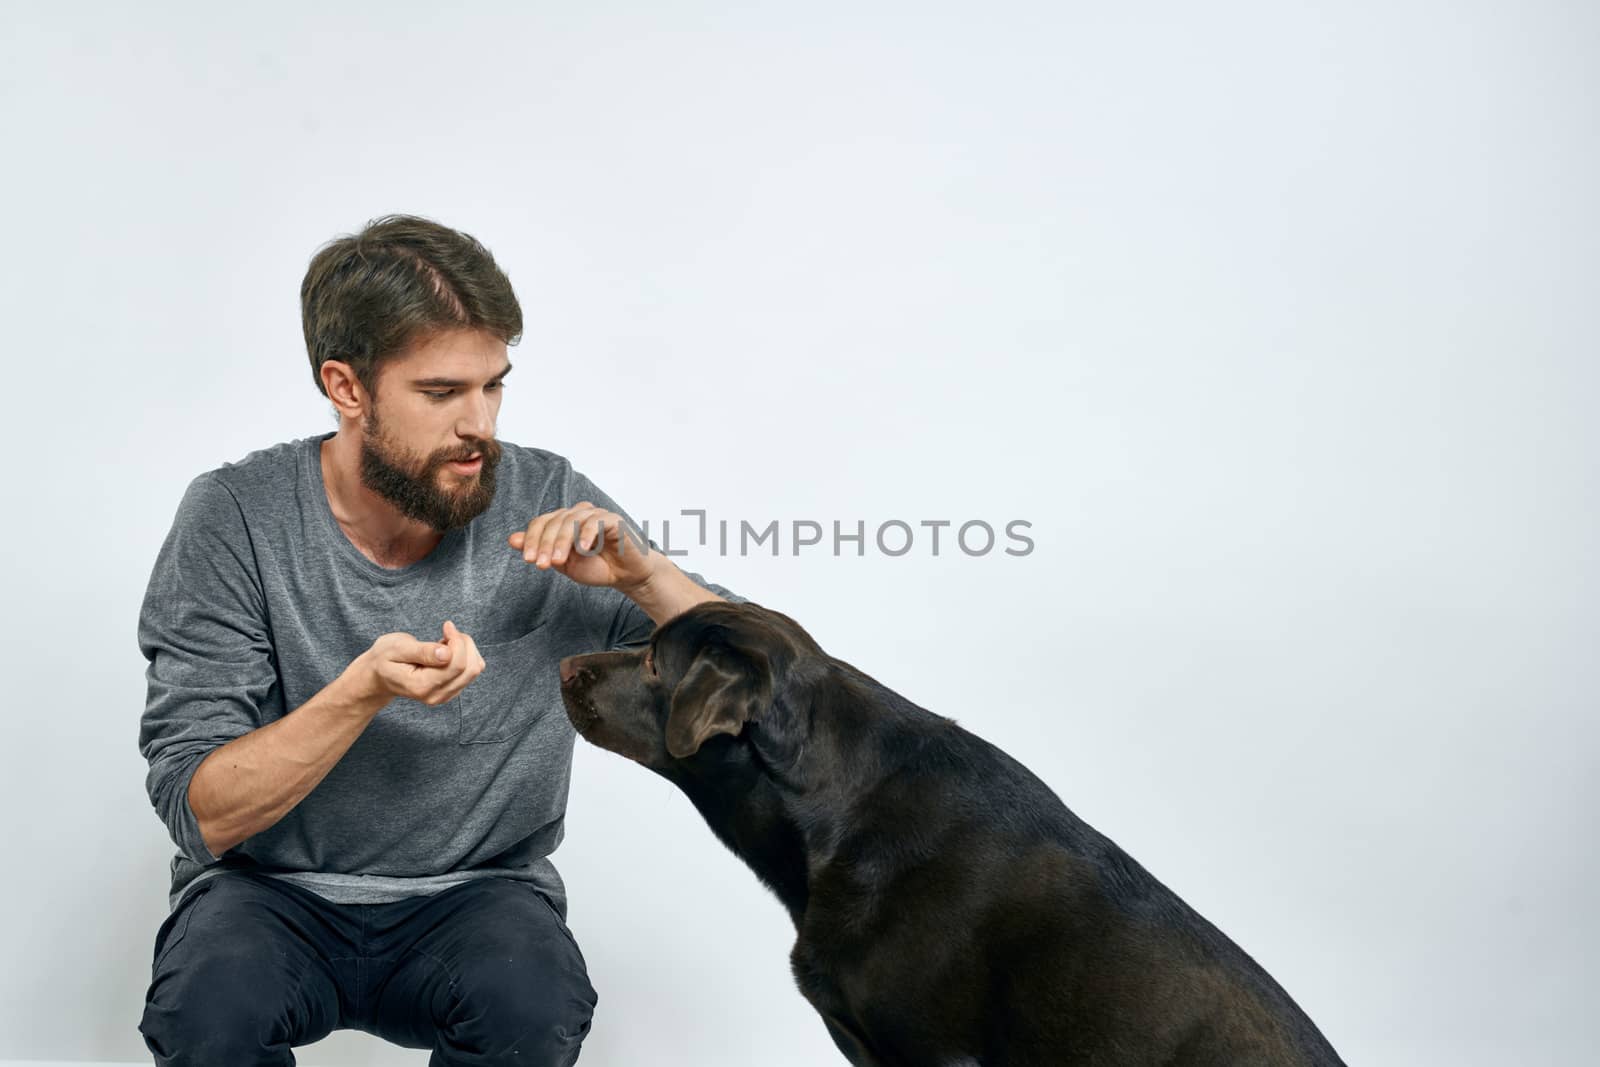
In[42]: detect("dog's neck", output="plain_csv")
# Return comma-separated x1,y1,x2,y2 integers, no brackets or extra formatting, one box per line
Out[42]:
670,658,948,930
751,663,932,887
672,746,813,925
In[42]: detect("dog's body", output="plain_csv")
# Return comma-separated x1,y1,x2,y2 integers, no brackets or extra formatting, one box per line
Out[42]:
560,602,1345,1066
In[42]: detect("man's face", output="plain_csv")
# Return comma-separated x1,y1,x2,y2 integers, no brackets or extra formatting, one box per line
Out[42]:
357,327,512,533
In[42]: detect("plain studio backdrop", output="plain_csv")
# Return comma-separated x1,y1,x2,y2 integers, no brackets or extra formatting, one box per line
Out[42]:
1,2,1594,1064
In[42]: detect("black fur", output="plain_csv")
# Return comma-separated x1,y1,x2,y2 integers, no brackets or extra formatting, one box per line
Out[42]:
559,601,1346,1067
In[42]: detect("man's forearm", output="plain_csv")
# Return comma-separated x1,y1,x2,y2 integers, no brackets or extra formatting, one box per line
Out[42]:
187,663,391,858
621,554,726,625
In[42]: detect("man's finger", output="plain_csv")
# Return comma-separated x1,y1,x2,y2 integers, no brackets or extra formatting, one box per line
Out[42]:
575,512,615,556
536,508,580,564
435,633,485,703
553,507,603,564
438,620,469,678
400,637,450,665
520,509,562,563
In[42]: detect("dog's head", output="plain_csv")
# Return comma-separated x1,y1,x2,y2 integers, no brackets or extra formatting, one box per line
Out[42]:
559,600,819,773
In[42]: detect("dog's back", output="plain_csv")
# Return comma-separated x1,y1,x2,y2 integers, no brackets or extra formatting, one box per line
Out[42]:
803,661,1347,1066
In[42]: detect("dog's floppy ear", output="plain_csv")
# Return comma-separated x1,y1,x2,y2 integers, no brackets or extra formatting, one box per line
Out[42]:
665,644,773,759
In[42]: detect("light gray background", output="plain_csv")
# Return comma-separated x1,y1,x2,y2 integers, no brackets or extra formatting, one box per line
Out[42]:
2,1,1594,1064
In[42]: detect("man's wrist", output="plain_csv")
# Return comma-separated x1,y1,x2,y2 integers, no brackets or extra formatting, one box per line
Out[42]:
334,654,392,719
615,552,667,611
618,555,722,625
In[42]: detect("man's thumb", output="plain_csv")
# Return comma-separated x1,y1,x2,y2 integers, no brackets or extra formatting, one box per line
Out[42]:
408,638,450,664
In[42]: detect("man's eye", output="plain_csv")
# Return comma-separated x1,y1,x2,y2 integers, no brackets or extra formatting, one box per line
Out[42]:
423,382,504,401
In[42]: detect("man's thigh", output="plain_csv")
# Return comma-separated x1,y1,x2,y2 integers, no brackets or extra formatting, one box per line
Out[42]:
138,872,345,1066
365,877,598,1066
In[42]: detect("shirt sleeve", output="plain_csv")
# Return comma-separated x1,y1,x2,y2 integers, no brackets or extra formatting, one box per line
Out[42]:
560,463,749,652
136,472,278,866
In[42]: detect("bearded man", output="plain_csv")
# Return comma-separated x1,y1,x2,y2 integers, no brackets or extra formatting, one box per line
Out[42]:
136,214,745,1066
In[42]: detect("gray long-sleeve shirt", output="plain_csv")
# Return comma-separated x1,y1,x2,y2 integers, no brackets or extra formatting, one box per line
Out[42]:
137,430,744,916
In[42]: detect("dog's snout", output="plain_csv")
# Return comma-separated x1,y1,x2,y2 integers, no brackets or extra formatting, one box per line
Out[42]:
560,656,580,685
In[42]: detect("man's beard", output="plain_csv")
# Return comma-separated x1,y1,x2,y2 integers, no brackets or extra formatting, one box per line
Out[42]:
358,406,501,533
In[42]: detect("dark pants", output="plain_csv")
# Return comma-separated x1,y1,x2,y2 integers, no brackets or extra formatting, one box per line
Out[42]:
138,869,598,1066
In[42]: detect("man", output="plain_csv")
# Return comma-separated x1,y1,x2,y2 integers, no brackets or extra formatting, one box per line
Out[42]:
136,214,745,1066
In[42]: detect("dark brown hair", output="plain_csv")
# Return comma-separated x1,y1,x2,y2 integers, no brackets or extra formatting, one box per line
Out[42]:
301,214,523,400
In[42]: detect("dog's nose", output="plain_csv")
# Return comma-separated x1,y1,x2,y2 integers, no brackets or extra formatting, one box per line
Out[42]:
559,656,580,685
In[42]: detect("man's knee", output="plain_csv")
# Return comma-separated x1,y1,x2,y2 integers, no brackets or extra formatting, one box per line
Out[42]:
140,947,301,1066
440,954,598,1065
138,877,336,1066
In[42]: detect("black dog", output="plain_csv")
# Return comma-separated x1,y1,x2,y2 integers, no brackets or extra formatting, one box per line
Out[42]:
559,601,1346,1066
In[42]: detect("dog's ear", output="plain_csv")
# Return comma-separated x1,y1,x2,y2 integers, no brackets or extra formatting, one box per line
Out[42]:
665,644,773,759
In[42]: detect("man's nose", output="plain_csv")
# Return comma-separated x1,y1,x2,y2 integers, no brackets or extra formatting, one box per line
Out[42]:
559,656,580,685
457,405,495,443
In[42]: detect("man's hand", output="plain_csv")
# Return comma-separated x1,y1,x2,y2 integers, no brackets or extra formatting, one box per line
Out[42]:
507,500,655,592
351,619,486,707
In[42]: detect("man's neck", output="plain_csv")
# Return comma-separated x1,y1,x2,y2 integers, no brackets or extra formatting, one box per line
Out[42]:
320,434,444,569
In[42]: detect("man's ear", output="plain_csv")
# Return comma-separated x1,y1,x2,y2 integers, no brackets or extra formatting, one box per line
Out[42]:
665,645,773,759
